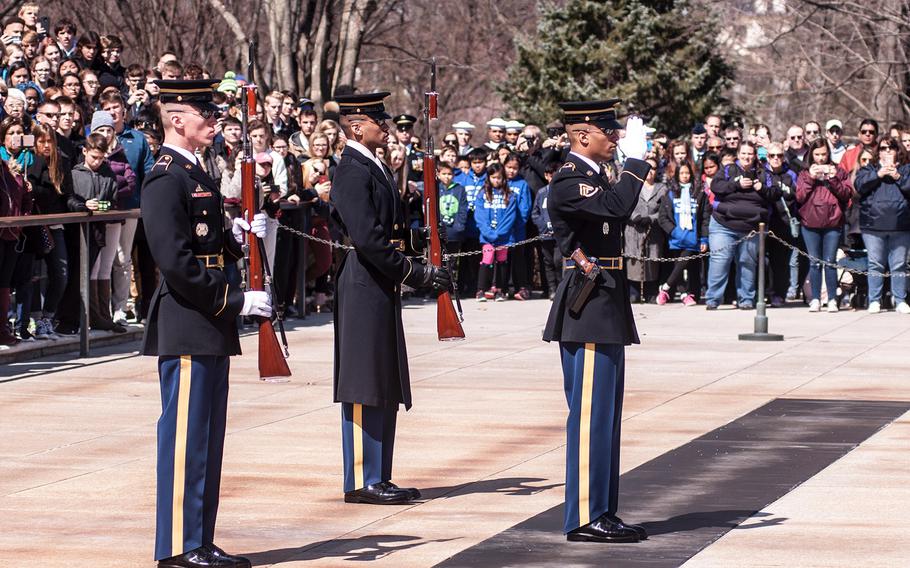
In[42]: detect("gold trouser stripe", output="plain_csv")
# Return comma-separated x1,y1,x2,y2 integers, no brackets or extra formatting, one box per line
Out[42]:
172,356,193,556
579,343,596,526
353,404,364,490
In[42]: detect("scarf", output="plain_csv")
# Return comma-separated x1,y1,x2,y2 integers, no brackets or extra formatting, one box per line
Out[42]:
678,183,694,230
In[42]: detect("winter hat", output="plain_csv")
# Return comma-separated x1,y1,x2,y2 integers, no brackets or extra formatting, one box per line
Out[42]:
90,110,115,133
218,71,238,94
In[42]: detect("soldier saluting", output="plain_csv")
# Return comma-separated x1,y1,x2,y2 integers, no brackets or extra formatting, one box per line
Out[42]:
542,100,650,543
141,79,270,568
331,92,451,505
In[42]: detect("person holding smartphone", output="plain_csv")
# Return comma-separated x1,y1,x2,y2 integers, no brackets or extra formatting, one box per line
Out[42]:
854,135,910,314
796,138,852,312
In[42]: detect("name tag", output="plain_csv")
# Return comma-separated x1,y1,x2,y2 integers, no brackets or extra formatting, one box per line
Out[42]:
192,192,213,198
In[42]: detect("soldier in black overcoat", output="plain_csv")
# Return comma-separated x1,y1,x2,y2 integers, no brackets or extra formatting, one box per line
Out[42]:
542,100,652,544
141,79,271,568
330,92,451,504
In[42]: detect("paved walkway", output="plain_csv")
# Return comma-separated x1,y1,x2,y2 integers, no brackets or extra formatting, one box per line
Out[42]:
1,299,908,567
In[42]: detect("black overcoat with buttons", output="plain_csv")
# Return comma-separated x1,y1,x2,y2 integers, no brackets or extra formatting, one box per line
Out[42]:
331,145,415,409
543,153,652,345
141,146,246,357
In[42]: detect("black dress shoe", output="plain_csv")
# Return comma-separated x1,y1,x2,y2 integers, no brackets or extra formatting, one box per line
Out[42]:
205,543,251,567
607,514,648,540
158,546,218,567
567,515,640,543
382,481,421,501
345,482,412,504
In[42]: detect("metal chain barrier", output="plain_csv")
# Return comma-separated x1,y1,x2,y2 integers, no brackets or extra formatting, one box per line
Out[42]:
444,235,547,259
622,230,758,263
278,223,908,280
278,223,354,250
766,230,908,279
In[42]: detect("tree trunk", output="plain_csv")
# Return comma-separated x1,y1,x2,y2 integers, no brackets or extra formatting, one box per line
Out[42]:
332,0,370,89
264,0,296,92
309,0,332,105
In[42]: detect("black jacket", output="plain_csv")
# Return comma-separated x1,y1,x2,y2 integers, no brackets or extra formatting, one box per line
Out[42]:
140,147,245,357
543,153,651,345
854,163,910,232
331,145,421,409
711,161,781,232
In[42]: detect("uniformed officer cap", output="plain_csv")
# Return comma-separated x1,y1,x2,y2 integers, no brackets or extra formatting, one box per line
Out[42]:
558,99,622,130
156,79,220,104
336,92,392,120
393,113,417,130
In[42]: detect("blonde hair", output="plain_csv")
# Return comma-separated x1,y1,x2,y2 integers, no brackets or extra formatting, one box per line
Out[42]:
301,157,327,190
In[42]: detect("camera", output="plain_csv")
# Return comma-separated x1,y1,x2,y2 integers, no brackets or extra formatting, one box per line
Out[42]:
546,127,564,138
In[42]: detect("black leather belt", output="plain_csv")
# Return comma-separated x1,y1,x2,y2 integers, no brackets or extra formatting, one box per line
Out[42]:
563,256,623,270
197,254,225,269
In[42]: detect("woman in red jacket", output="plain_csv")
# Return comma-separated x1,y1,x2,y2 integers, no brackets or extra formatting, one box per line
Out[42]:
796,138,854,312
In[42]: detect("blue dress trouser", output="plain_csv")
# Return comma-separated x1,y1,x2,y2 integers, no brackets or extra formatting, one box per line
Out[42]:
155,355,229,561
560,342,625,533
341,402,398,492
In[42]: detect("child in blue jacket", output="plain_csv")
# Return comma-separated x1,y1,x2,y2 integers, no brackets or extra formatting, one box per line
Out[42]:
656,161,710,306
474,162,517,301
504,152,532,300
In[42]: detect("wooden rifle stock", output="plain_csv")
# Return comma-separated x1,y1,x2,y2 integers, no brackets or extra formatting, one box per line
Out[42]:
423,59,465,341
240,48,291,379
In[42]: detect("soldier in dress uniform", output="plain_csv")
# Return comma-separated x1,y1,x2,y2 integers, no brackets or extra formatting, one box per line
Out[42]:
331,92,451,504
393,113,425,183
141,79,271,568
542,99,650,543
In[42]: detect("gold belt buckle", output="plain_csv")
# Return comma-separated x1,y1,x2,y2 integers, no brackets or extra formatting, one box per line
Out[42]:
197,254,224,268
390,239,405,252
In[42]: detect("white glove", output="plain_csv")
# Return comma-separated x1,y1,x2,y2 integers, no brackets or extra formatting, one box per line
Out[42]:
250,212,268,238
241,290,272,318
231,213,269,243
618,115,648,161
232,217,250,244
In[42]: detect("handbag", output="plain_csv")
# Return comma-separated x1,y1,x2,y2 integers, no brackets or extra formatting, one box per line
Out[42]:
779,196,800,239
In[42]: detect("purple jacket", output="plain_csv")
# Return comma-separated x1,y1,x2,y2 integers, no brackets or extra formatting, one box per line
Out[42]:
107,145,137,206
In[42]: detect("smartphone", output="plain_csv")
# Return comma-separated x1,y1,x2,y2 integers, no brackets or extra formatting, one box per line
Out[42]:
881,154,894,168
12,134,35,147
39,16,50,33
317,175,328,184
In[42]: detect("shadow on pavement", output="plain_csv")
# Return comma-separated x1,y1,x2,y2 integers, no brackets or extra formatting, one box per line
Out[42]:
423,476,563,499
246,534,458,565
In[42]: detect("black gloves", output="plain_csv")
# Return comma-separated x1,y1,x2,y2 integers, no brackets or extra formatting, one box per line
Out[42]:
405,262,452,293
411,222,449,252
630,215,652,227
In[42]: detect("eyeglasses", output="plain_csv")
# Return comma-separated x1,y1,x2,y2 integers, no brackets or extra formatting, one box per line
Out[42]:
724,137,740,141
805,130,819,135
707,145,722,150
860,129,877,135
768,153,784,158
172,107,219,120
879,145,896,151
789,135,803,140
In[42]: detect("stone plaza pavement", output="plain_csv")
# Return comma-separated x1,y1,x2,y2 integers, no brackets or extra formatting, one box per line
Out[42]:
1,298,909,567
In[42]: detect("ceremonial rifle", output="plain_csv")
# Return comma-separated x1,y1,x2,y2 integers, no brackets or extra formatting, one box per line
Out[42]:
423,58,465,340
240,40,292,379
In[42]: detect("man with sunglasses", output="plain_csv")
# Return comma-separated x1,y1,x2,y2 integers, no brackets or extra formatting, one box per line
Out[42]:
141,79,270,568
839,118,879,175
784,124,808,172
331,92,451,506
543,99,650,544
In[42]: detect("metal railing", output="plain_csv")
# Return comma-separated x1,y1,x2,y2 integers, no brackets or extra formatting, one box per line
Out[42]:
0,209,140,356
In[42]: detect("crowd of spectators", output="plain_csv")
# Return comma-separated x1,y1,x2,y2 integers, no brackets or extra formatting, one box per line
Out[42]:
2,3,910,348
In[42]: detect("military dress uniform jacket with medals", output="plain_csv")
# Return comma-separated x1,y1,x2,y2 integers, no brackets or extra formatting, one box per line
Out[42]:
542,153,652,346
331,143,414,409
141,146,246,356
